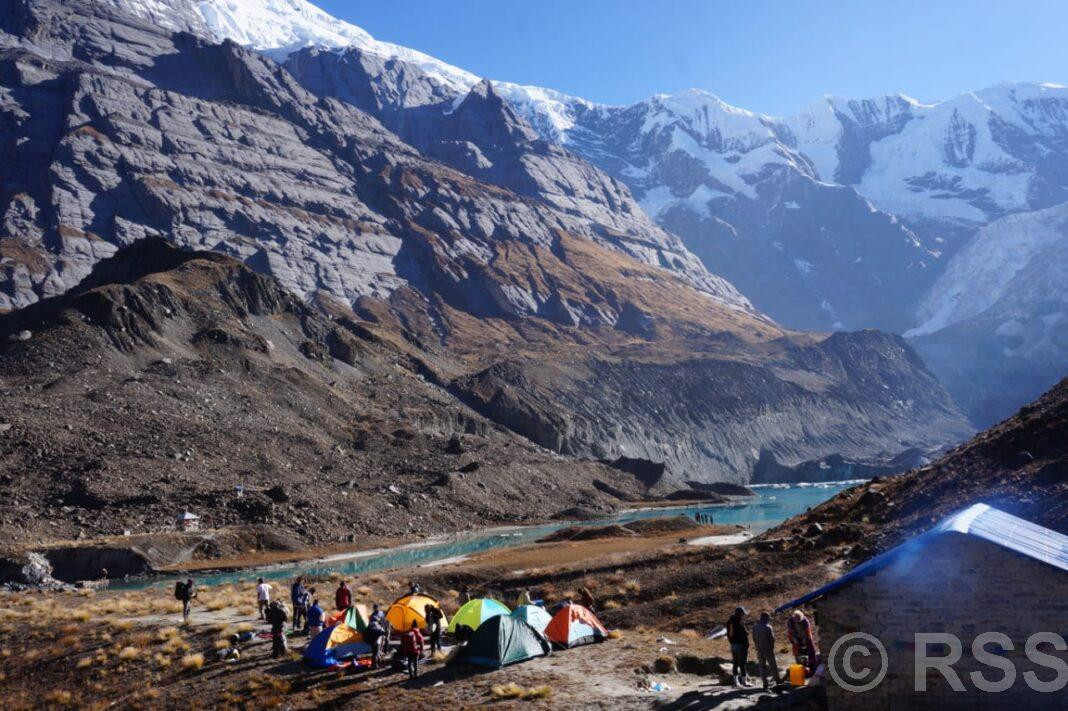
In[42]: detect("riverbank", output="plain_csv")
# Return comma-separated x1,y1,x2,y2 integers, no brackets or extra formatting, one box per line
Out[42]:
0,515,837,709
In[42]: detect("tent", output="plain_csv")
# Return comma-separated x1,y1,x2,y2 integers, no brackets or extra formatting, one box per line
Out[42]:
452,615,551,668
326,603,370,631
386,593,447,632
303,623,373,668
447,598,510,634
544,604,607,648
510,604,552,634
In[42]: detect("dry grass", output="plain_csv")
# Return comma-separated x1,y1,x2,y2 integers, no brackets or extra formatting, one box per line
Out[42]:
490,683,553,700
606,629,623,640
602,599,621,610
179,653,205,671
117,646,140,661
43,690,74,707
679,628,699,639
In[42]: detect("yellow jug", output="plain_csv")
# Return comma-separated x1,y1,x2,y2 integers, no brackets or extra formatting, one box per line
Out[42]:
788,663,806,686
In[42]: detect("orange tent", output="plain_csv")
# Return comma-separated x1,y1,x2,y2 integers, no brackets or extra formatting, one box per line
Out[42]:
386,593,447,632
544,604,608,648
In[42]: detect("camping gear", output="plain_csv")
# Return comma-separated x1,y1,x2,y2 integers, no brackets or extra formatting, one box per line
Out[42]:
510,604,552,634
447,598,510,634
303,624,373,668
452,615,551,668
544,603,607,648
386,593,447,632
789,663,806,686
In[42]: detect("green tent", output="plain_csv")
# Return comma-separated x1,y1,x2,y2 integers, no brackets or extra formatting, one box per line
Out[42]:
452,615,550,668
447,597,510,634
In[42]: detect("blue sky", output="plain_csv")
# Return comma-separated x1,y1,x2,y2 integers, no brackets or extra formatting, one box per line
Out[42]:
318,0,1068,115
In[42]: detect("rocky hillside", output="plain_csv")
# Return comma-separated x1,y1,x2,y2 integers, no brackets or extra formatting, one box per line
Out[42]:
0,239,650,546
767,378,1068,560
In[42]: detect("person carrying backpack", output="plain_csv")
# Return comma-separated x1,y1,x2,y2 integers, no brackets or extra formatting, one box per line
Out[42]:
400,624,424,679
174,579,196,622
423,603,444,655
266,600,289,658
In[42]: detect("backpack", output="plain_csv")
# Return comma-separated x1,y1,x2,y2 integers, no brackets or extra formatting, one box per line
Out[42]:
174,581,185,600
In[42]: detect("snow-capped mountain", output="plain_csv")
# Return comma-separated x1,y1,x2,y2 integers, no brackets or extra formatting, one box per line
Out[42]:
39,0,1068,423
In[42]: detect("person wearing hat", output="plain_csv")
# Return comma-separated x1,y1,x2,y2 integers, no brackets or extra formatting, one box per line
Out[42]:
726,606,751,687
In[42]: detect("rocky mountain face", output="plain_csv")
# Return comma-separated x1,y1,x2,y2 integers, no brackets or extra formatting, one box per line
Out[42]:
0,0,972,497
0,238,650,544
771,376,1068,559
215,0,1068,424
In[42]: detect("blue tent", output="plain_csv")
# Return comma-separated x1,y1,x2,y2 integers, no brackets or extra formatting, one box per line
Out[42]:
303,624,373,668
510,604,552,634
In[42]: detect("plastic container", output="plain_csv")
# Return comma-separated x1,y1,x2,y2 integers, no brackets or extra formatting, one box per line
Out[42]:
789,663,806,686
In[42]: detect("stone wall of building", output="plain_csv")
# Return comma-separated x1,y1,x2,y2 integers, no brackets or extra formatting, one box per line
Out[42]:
815,533,1068,710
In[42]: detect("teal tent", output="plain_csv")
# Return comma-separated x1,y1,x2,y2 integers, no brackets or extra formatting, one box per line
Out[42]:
452,615,550,668
511,604,552,634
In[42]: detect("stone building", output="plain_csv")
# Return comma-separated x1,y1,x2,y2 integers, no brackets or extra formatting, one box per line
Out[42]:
778,504,1068,710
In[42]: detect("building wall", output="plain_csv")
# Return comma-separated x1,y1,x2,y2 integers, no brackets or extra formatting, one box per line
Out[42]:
815,533,1068,710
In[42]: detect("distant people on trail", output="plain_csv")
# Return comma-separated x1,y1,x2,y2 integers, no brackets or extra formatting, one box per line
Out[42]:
266,600,289,659
291,576,307,631
307,598,325,639
726,606,751,687
460,585,472,604
408,581,421,595
366,604,388,669
174,578,196,622
424,603,444,655
578,587,596,611
335,581,352,611
752,612,780,690
400,624,425,679
256,577,272,620
787,610,819,670
515,589,534,608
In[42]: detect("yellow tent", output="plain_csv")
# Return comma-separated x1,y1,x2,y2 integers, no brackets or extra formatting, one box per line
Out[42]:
386,593,448,632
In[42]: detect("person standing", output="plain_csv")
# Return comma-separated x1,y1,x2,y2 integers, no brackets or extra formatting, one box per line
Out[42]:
290,576,307,632
752,612,780,690
726,606,751,687
400,623,424,679
176,578,196,623
306,598,325,639
423,603,444,655
256,577,272,620
266,600,289,659
335,581,352,611
365,605,387,669
787,610,819,670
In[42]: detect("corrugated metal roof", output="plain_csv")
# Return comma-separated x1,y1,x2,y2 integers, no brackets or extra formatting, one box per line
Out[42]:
775,504,1068,612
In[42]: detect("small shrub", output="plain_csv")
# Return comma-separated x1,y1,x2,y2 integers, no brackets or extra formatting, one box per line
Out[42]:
654,654,677,673
624,579,641,593
214,639,231,650
603,599,621,610
680,628,699,639
75,657,93,670
607,629,623,639
153,653,171,668
491,683,525,699
180,653,205,671
43,690,74,706
118,646,140,661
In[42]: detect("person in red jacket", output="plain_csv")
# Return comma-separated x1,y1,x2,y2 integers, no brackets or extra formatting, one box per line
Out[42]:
335,581,352,611
400,624,425,679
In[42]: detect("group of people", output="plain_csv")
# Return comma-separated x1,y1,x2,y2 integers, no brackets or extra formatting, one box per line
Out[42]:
725,607,820,689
